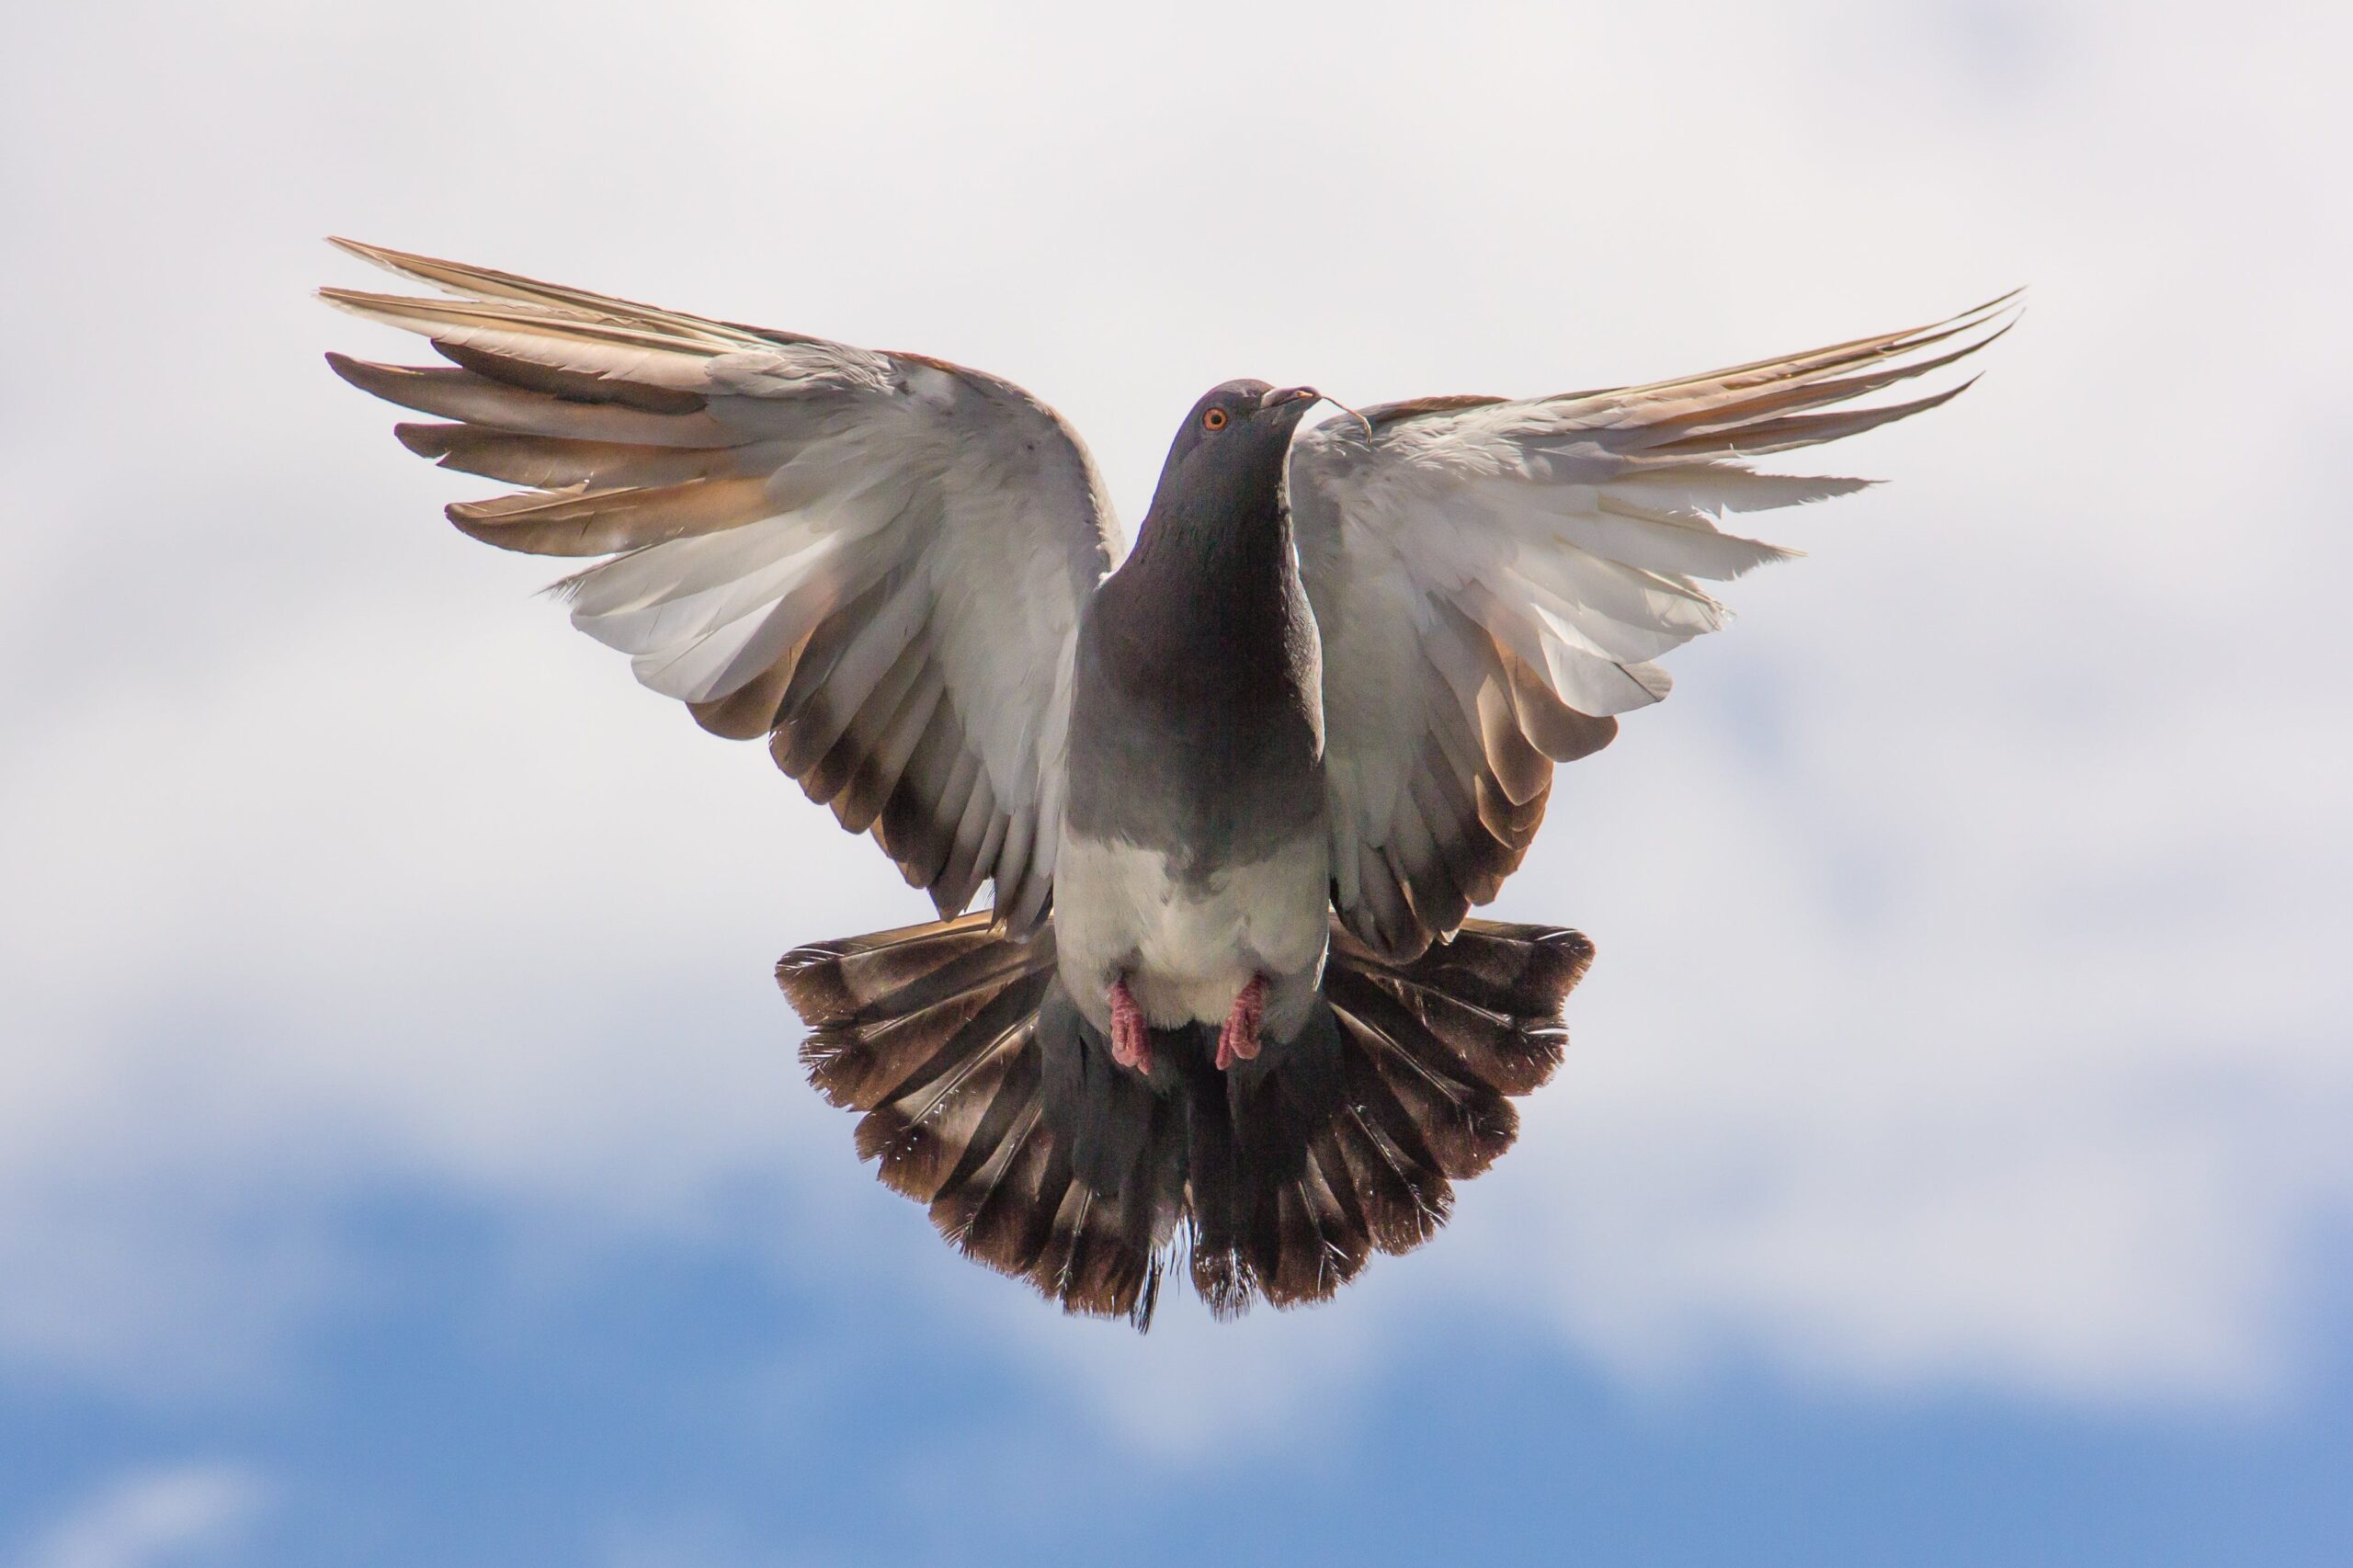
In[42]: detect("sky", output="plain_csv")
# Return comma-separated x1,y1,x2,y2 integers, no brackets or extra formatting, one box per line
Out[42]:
2,2,2348,1563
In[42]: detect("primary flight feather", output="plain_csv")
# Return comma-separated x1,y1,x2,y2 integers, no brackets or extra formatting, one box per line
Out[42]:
323,239,2012,1325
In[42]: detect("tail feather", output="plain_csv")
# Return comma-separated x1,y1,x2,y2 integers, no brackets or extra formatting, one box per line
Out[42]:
1326,976,1518,1180
777,912,1595,1327
779,911,1019,1039
1181,1047,1253,1315
780,917,1170,1326
1329,1087,1453,1256
853,973,1050,1204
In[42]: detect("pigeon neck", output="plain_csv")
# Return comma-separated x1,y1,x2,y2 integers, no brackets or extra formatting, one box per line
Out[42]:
1133,486,1290,580
1130,428,1302,596
1096,481,1311,743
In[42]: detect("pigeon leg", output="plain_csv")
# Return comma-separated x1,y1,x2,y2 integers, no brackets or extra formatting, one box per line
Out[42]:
1109,977,1152,1074
1216,975,1267,1071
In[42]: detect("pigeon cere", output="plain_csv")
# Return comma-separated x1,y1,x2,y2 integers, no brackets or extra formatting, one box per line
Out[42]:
324,239,2014,1330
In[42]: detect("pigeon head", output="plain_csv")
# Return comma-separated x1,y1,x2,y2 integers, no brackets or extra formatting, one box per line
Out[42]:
1143,379,1322,526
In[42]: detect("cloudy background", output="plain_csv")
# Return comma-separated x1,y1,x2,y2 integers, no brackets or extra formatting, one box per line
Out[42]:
4,2,2347,1563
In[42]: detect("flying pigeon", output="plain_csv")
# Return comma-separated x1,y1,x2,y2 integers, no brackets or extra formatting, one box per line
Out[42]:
322,240,2013,1327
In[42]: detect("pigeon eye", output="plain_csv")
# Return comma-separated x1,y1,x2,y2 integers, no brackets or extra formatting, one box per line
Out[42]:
1202,407,1228,431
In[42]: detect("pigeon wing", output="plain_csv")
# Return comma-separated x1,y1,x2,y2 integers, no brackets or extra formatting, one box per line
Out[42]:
323,240,1120,930
1290,294,2017,960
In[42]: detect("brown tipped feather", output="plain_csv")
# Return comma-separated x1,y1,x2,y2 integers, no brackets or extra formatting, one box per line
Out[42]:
1304,1124,1376,1265
1330,983,1518,1181
324,241,1111,945
1506,655,1620,763
434,338,710,415
1574,290,2018,419
1409,922,1597,1018
1351,839,1421,962
832,665,948,836
1331,1063,1455,1255
775,911,1005,1021
325,353,733,447
394,423,738,491
319,285,737,367
802,638,931,810
688,649,800,740
858,978,1048,1204
801,989,1004,1112
1473,772,1549,847
325,237,767,351
1636,331,2005,450
871,718,969,893
1476,676,1553,807
1388,974,1563,1097
935,1098,1054,1270
779,906,1591,1326
1647,378,1980,460
934,776,1002,920
1405,739,1518,913
444,473,780,557
772,581,913,777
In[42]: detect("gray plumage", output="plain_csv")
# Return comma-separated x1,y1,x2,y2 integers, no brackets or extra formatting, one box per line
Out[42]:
1059,381,1330,1050
323,240,2013,1325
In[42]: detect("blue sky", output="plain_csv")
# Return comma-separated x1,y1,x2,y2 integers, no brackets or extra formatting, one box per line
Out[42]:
4,3,2349,1564
6,1198,2350,1566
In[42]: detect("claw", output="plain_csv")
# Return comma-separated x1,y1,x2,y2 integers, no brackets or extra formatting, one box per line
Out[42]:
1109,977,1151,1074
1216,975,1267,1071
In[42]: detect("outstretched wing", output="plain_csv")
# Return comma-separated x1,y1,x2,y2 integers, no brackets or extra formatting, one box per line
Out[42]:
323,240,1121,930
1290,294,2017,960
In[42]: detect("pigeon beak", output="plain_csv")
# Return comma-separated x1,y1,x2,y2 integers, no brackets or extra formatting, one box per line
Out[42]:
1261,384,1374,437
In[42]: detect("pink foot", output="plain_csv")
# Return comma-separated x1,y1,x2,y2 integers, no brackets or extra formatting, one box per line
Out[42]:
1109,977,1151,1074
1216,976,1267,1071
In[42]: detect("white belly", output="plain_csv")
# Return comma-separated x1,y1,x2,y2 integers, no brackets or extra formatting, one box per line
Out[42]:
1053,831,1330,1032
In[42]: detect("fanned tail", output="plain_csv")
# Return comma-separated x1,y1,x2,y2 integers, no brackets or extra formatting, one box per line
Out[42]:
778,913,1593,1327
777,915,1175,1327
1182,918,1594,1314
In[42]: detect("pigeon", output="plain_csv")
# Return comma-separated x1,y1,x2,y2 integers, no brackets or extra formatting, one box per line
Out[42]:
322,239,2014,1327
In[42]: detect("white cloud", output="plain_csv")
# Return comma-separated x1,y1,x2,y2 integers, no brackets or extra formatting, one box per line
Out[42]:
14,1464,266,1568
1,0,2347,1440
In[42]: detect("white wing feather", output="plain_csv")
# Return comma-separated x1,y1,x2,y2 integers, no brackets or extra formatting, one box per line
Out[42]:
1292,295,2017,958
324,240,1120,928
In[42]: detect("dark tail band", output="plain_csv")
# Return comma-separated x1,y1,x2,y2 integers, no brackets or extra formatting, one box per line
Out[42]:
778,914,1593,1328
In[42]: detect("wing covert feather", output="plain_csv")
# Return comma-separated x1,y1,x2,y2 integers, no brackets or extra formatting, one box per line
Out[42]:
1294,295,2014,959
324,240,1120,926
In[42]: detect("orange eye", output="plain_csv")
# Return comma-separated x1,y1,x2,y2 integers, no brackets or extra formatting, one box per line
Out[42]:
1202,407,1228,430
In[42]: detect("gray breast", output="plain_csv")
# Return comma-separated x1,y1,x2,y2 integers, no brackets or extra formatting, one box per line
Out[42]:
1054,507,1332,1035
1062,542,1325,878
